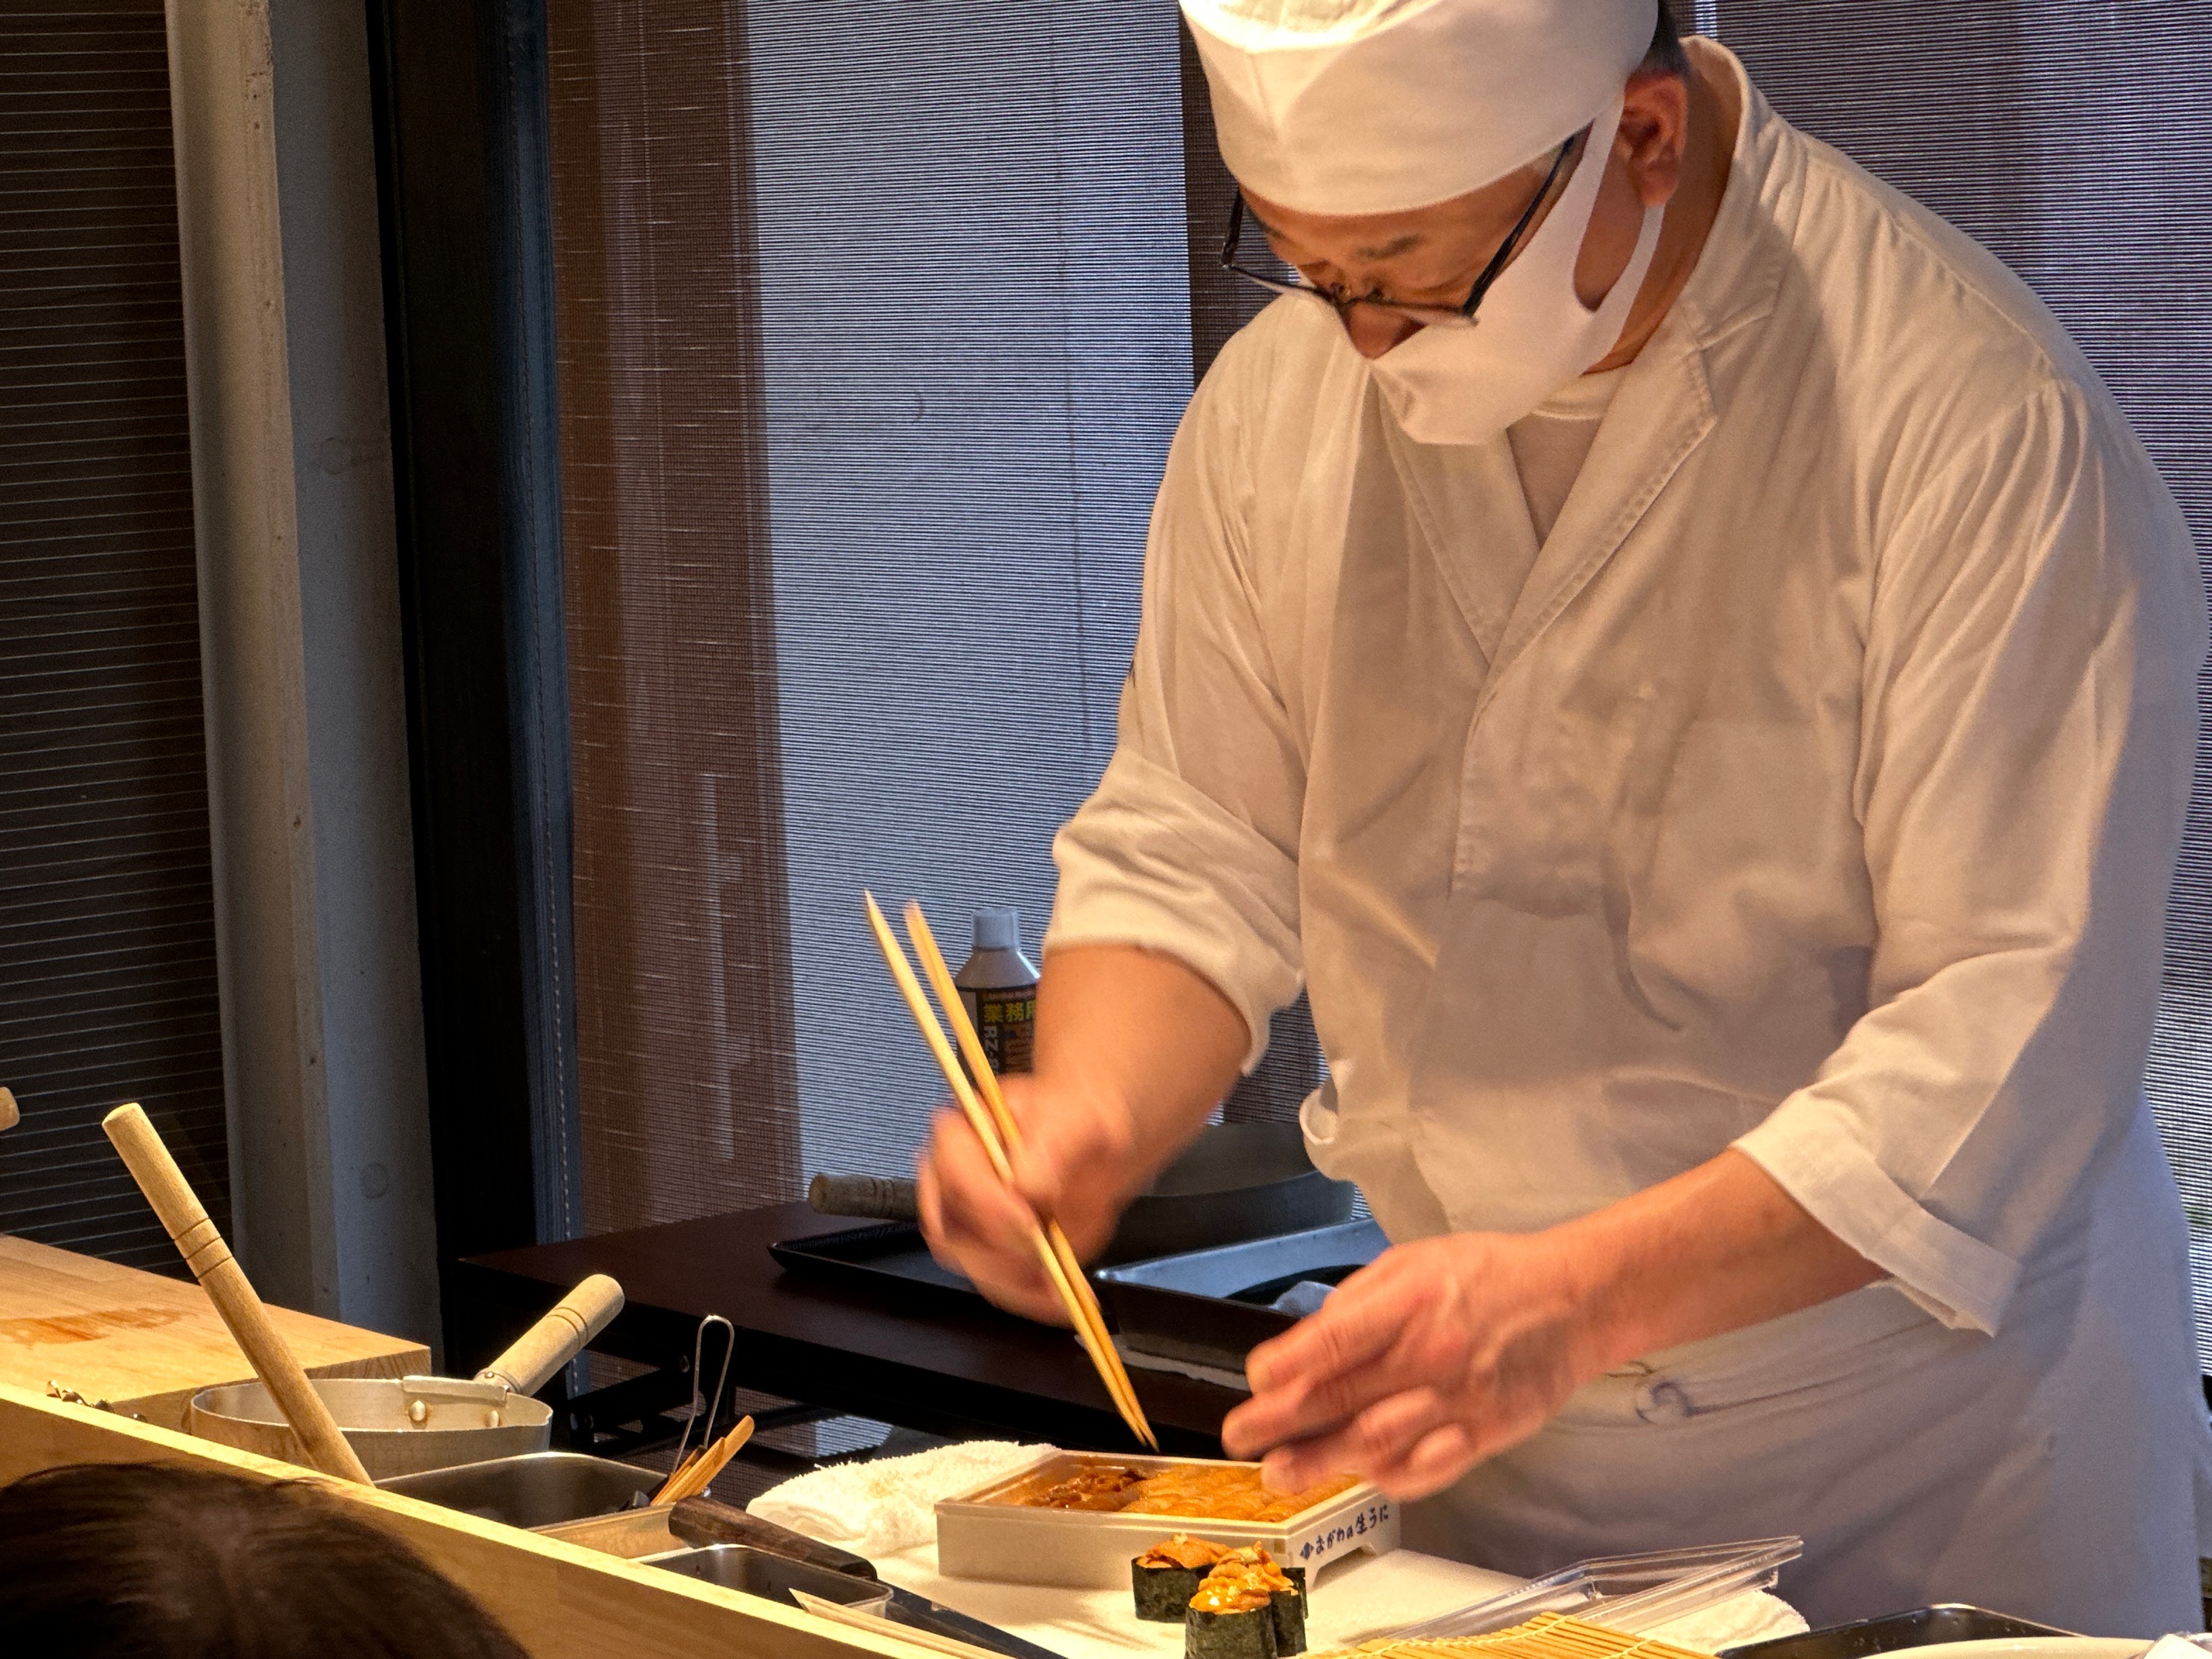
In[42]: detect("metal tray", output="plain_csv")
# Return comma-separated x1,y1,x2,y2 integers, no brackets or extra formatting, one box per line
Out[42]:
777,1128,1360,1309
771,1221,982,1307
935,1448,1397,1589
1721,1606,2079,1659
535,1505,682,1558
651,1545,1067,1659
649,1544,895,1610
377,1450,660,1529
1094,1221,1389,1370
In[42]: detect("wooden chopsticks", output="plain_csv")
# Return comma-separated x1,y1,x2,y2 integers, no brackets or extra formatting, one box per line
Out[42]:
863,893,1158,1450
653,1413,755,1506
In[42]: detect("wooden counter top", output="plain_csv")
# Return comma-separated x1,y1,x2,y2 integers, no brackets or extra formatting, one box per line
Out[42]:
0,1234,430,1429
0,1383,933,1659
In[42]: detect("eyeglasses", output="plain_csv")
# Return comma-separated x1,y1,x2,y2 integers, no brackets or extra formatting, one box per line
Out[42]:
1219,132,1580,329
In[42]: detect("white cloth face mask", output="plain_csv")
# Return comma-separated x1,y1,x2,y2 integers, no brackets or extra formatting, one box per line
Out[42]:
1366,94,1664,447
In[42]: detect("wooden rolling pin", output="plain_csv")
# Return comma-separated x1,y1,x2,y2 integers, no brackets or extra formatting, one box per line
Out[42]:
808,1172,918,1223
102,1103,373,1485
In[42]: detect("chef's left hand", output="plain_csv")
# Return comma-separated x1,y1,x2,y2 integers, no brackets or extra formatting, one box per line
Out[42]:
1219,1231,1597,1501
1218,1151,1885,1501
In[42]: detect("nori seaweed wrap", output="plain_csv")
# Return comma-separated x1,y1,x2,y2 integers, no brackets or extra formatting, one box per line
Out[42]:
1185,1547,1304,1659
1267,1578,1305,1657
1134,1563,1203,1623
1185,1603,1277,1659
1134,1536,1234,1623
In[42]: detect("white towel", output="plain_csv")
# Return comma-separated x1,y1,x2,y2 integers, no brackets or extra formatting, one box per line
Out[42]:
748,1441,1050,1559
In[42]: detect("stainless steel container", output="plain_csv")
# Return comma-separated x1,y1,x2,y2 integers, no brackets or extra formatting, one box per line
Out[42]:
935,1450,1398,1589
649,1545,896,1613
376,1450,660,1528
651,1547,1071,1659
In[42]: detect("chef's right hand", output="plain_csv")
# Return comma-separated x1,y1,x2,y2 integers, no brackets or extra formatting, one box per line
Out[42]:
916,1076,1143,1325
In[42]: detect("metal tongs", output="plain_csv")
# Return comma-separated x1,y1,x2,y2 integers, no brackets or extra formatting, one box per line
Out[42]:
1385,1536,1805,1640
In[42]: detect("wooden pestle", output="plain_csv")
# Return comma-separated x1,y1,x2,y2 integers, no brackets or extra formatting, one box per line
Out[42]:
102,1103,373,1485
807,1172,918,1223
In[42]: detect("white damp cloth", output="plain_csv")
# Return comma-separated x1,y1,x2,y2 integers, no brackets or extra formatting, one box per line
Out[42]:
748,1441,1048,1559
1182,0,1652,212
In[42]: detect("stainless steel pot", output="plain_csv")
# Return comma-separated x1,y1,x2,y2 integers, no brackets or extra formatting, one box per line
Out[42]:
187,1275,623,1479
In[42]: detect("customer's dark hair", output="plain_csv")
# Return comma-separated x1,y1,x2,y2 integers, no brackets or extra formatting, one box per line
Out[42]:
0,1462,531,1659
1643,0,1689,75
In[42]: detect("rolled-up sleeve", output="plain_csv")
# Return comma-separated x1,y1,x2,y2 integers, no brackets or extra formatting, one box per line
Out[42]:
1048,341,1307,1069
1734,380,2205,1334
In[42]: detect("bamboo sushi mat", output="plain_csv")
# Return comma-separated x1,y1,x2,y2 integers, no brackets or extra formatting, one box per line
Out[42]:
1326,1614,1716,1659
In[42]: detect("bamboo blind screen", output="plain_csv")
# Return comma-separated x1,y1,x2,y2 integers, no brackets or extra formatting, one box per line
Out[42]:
0,0,230,1269
545,0,804,1235
543,0,1198,1206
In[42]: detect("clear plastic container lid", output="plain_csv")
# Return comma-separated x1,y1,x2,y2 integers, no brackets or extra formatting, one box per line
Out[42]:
1382,1536,1804,1641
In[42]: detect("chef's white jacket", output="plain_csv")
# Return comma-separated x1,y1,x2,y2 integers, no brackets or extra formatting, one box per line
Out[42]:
1049,40,2212,1631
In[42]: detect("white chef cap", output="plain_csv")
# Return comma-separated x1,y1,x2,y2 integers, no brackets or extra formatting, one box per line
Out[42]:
1184,0,1658,214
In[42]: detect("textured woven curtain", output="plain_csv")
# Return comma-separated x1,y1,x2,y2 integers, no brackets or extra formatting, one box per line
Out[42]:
0,0,230,1269
1707,3,2212,1358
740,3,1195,1181
546,0,1197,1225
546,0,802,1233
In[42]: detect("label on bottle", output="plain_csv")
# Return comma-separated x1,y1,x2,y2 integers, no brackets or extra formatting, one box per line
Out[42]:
971,986,1037,1076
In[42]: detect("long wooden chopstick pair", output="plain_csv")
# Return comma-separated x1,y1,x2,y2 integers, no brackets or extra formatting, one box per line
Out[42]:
897,904,1155,1443
863,892,1157,1450
653,1412,755,1506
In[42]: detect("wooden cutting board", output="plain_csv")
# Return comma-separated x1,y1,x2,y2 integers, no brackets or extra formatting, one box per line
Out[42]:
0,1234,430,1430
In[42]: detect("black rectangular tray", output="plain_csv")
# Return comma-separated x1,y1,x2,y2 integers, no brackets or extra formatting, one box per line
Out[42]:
1094,1220,1388,1370
1721,1605,2077,1659
770,1221,983,1305
772,1220,1391,1368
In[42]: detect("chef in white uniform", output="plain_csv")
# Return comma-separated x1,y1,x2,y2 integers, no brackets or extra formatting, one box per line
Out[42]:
918,0,2212,1630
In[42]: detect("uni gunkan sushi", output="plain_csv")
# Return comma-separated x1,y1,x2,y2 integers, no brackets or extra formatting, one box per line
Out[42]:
1133,1536,1234,1622
1183,1546,1307,1659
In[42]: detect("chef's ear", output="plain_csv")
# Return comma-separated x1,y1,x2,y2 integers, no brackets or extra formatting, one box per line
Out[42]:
1616,68,1691,209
